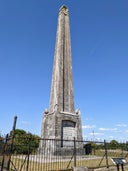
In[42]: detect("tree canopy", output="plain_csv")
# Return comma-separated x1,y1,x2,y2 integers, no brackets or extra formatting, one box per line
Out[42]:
13,129,40,154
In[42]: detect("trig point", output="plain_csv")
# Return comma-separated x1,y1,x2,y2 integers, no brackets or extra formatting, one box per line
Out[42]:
40,6,83,148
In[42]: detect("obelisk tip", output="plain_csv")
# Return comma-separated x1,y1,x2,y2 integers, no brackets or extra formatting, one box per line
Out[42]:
59,5,68,12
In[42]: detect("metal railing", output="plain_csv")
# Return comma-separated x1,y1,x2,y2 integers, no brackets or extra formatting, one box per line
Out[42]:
0,136,128,171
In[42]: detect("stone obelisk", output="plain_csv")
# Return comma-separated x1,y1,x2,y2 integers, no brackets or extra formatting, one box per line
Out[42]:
41,6,83,146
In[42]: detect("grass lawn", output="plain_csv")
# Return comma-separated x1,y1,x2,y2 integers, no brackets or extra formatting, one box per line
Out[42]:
9,155,115,171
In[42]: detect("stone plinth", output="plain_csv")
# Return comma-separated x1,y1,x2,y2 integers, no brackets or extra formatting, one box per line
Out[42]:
41,110,82,141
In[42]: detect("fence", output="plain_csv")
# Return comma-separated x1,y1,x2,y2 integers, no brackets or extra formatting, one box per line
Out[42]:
0,136,128,171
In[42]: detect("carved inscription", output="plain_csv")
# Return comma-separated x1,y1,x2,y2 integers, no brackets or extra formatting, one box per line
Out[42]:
61,120,76,147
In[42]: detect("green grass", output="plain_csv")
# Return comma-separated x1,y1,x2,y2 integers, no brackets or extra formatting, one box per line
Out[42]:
1,149,128,171
9,155,115,171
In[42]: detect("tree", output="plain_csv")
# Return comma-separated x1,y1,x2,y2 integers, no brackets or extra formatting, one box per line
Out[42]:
0,136,4,154
108,140,119,149
83,142,98,155
13,129,40,154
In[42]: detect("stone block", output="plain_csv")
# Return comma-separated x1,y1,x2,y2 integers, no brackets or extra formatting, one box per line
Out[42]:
73,166,88,171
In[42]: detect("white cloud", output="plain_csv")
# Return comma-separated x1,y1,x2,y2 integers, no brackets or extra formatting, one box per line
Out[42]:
109,135,114,139
85,117,93,121
116,123,127,127
82,125,96,129
99,128,118,131
90,132,104,136
21,121,30,125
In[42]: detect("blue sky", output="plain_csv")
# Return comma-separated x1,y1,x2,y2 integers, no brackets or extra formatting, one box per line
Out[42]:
0,0,128,142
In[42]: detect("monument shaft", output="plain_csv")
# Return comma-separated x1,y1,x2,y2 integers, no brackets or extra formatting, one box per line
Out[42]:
50,6,74,113
41,6,83,145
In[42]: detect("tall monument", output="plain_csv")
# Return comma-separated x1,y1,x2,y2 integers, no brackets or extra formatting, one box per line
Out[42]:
41,6,83,146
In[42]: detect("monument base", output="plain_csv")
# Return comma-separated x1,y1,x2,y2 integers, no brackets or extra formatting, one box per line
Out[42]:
41,110,83,141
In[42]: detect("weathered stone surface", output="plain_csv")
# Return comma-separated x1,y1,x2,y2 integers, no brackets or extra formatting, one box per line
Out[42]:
94,167,121,171
49,5,75,114
73,166,88,171
41,111,83,140
40,6,83,152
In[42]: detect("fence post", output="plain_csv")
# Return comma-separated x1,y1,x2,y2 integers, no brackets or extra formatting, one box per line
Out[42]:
126,141,128,157
104,140,109,168
7,116,17,170
1,134,8,171
26,141,30,171
74,137,76,167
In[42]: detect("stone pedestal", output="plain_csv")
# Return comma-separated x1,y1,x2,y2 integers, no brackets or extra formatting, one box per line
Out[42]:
40,108,83,155
41,110,82,141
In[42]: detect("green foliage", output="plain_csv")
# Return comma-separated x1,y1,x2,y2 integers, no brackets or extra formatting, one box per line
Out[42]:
109,140,119,149
13,129,40,154
0,137,4,154
83,140,128,155
83,142,101,155
107,140,127,150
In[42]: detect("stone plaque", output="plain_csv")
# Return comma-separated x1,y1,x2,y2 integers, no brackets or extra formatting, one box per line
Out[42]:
61,120,76,147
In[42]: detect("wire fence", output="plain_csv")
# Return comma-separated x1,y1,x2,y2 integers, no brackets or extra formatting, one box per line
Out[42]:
0,135,128,171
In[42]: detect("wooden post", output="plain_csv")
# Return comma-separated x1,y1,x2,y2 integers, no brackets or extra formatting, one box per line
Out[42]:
7,116,17,170
104,140,109,168
1,134,8,171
